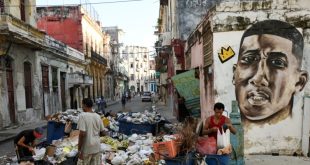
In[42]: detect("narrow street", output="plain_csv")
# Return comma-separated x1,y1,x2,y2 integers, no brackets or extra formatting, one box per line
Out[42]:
105,95,155,114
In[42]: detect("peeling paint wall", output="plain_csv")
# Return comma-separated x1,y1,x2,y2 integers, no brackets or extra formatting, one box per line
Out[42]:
37,6,84,52
176,0,284,40
0,44,43,127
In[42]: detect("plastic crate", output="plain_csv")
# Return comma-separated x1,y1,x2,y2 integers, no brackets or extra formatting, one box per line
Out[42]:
153,140,180,160
47,121,77,144
205,154,230,165
164,152,195,165
118,120,158,135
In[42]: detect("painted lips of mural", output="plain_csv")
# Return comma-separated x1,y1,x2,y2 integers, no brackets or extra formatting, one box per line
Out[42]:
247,91,270,106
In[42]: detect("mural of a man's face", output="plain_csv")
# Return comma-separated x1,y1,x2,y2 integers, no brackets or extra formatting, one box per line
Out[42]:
233,34,308,121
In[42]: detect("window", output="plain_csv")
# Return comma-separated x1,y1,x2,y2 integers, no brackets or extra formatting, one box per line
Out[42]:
20,0,25,21
130,63,134,68
52,67,58,88
0,0,4,13
42,65,49,93
24,62,32,108
130,74,134,81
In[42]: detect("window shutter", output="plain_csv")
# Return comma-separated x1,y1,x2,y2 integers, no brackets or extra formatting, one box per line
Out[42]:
203,22,213,67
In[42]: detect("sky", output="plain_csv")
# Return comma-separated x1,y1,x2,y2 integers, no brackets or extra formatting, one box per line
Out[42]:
36,0,159,53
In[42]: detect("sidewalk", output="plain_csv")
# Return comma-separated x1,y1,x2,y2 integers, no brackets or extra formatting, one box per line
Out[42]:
0,120,47,144
155,101,178,123
107,99,120,106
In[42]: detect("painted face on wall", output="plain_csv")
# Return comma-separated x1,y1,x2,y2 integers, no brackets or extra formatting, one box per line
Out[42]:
233,34,308,121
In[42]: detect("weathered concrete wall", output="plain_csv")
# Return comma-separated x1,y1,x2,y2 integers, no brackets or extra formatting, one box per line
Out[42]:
37,51,69,116
37,6,84,52
7,0,36,27
177,0,217,40
0,44,43,127
177,0,309,40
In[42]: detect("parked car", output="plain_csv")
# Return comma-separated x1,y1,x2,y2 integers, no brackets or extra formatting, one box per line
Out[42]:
141,91,152,102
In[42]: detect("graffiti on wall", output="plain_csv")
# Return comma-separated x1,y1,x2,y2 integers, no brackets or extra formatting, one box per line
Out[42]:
232,20,308,124
218,46,235,63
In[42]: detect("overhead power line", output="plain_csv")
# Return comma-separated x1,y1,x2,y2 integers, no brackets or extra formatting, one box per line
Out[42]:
4,0,146,7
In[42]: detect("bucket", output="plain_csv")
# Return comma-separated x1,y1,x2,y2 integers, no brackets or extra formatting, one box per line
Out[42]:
205,154,230,165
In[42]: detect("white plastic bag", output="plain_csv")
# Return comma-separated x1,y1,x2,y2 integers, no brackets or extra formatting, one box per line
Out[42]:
217,128,230,149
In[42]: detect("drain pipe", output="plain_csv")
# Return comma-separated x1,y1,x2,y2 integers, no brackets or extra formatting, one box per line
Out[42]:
230,100,245,165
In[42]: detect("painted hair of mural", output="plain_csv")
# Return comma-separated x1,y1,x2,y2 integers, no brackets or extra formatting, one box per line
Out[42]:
233,19,308,123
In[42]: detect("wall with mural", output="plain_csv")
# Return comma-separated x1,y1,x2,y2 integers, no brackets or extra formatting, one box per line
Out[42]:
213,20,310,154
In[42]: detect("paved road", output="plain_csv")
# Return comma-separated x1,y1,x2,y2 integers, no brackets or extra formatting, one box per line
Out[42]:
105,95,154,114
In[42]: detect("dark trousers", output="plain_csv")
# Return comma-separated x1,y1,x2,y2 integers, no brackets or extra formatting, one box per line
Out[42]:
15,145,33,162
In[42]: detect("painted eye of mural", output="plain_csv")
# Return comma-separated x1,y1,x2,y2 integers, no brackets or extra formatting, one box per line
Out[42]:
240,55,260,64
268,58,287,68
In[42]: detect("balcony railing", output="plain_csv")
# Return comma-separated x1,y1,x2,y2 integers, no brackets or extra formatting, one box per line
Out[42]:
91,50,107,66
68,73,93,86
68,73,84,85
83,75,93,85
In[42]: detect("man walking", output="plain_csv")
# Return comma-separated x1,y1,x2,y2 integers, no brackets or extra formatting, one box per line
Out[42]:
77,98,106,165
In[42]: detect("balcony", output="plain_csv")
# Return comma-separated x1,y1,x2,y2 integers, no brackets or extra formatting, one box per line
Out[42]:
83,75,93,85
136,68,140,72
91,50,107,66
144,58,147,62
67,46,84,61
68,73,93,86
68,73,84,85
0,14,45,51
135,57,139,61
161,32,171,46
144,68,147,72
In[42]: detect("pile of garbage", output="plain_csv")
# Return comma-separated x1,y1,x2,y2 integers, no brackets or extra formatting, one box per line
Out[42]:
47,109,81,124
28,108,194,165
117,110,165,124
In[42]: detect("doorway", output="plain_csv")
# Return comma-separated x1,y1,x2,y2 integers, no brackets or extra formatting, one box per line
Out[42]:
60,72,66,111
6,58,16,123
41,65,49,116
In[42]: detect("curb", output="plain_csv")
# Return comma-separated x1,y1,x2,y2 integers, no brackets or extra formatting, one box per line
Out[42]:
107,100,119,106
0,123,47,144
